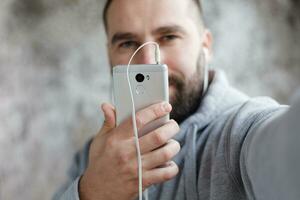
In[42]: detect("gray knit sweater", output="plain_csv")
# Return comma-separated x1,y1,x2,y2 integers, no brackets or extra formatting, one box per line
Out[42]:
55,70,300,200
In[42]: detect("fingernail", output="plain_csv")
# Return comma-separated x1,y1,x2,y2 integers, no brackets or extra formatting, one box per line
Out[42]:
162,102,171,112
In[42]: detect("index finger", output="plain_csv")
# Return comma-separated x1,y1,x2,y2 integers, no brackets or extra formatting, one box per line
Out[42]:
117,102,172,138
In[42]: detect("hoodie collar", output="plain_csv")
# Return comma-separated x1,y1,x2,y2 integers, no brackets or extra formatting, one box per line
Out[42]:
178,69,249,131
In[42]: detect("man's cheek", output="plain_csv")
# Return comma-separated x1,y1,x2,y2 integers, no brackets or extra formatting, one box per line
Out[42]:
169,85,176,96
169,85,178,104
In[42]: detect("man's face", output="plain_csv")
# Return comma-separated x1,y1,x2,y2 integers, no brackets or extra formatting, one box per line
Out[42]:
106,0,212,123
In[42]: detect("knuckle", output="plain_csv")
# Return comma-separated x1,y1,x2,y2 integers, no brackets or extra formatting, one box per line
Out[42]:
172,140,181,152
163,170,173,181
171,119,180,131
162,148,173,161
117,151,131,165
153,131,166,146
153,105,162,117
163,165,178,180
120,163,138,178
173,162,179,172
135,114,145,129
123,161,138,177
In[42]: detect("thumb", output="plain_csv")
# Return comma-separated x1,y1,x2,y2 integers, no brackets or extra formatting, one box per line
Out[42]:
100,103,116,133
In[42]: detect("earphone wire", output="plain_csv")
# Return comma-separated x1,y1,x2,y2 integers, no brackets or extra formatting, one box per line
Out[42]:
202,63,208,96
126,41,161,200
202,49,209,96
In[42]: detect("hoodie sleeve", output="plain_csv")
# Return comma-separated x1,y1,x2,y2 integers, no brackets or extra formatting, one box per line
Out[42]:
241,89,300,200
53,139,92,200
53,177,81,200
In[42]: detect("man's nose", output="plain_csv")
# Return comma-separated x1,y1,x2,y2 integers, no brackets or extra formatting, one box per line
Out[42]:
134,46,156,64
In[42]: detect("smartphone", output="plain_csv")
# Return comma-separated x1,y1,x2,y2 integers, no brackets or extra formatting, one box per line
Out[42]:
112,64,169,137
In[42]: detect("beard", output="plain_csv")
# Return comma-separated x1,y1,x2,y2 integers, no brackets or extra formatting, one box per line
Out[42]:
169,52,206,124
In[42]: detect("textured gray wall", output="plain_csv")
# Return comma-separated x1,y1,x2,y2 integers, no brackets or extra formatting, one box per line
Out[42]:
0,0,299,199
203,0,300,102
0,1,109,199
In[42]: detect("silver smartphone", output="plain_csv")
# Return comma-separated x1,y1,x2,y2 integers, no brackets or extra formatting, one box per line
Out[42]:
112,64,169,137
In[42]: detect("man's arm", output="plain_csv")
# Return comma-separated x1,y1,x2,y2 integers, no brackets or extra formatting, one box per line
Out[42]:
243,89,300,199
53,139,91,200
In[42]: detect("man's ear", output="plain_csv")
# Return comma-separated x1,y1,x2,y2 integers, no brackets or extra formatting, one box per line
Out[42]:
202,29,213,63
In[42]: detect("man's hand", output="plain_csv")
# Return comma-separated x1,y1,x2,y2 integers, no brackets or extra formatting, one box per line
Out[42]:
79,102,180,200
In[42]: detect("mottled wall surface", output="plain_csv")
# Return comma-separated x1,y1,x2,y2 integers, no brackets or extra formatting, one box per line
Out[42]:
0,0,299,200
0,1,110,199
203,0,300,101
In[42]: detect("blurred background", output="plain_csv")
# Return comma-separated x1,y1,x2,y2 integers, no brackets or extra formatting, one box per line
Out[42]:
0,0,299,199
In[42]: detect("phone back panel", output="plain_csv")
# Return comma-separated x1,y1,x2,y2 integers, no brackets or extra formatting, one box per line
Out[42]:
113,64,169,136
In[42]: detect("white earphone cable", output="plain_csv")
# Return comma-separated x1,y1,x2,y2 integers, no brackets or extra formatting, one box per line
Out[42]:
202,49,209,96
126,41,161,200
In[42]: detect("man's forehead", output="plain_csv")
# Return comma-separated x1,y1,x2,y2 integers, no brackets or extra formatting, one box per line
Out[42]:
107,0,191,12
106,0,193,37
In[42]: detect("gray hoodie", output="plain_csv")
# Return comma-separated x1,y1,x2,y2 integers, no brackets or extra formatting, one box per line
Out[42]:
55,70,300,200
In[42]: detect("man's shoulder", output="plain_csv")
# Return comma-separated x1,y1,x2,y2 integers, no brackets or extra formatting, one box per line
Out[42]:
232,96,287,123
206,95,288,145
218,95,286,119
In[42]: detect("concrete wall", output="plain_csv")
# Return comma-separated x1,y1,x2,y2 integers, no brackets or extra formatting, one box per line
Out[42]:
0,0,299,199
203,0,300,101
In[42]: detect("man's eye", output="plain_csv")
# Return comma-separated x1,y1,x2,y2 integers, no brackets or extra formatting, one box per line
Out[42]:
119,41,138,49
161,35,178,42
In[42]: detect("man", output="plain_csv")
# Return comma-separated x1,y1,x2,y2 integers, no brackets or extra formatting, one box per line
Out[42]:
55,0,300,199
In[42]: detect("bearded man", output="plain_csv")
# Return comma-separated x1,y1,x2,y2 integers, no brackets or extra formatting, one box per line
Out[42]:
55,0,300,199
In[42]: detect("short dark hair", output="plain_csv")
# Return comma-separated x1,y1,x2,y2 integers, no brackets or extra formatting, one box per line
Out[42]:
102,0,204,31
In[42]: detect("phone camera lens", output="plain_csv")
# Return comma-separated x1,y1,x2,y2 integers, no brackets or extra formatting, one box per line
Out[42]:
135,73,145,82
